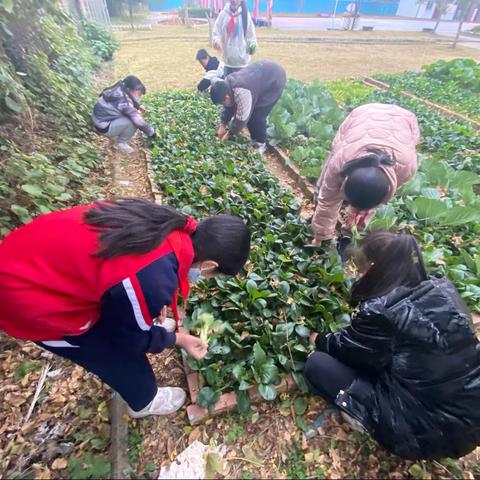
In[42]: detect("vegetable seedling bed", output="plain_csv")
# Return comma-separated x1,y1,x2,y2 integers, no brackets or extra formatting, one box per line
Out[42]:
186,365,297,425
181,353,297,425
181,145,321,425
363,77,480,130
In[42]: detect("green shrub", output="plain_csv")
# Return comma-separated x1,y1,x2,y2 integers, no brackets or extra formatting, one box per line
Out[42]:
178,7,211,18
81,20,120,61
0,0,107,234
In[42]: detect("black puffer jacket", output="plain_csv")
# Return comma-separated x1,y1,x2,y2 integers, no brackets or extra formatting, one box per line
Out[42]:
316,276,480,459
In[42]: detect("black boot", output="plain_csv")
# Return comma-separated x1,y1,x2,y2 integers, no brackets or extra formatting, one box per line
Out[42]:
337,236,352,263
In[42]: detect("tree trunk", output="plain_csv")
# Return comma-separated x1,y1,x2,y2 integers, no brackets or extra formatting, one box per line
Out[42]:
184,0,189,26
433,17,441,32
208,15,214,46
350,0,360,30
128,0,134,29
452,18,463,47
452,3,469,48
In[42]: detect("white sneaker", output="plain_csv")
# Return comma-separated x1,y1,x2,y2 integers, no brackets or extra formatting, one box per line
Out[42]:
113,142,134,154
253,142,267,155
159,317,176,333
127,387,186,418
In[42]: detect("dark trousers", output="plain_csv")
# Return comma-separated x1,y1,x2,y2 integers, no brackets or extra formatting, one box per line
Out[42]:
247,104,276,144
38,319,157,411
304,351,356,404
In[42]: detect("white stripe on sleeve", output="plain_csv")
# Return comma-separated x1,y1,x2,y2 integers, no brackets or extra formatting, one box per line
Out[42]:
122,278,150,331
42,340,80,348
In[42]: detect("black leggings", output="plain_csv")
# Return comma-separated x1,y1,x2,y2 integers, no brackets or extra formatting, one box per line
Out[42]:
303,351,356,404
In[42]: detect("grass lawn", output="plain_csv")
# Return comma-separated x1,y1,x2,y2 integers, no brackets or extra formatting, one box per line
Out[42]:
111,12,150,25
113,25,480,91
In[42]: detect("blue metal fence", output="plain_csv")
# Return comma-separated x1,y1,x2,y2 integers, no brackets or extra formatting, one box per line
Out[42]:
149,0,400,16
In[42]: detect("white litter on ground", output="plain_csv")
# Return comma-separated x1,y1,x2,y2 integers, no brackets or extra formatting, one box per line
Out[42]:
158,440,226,480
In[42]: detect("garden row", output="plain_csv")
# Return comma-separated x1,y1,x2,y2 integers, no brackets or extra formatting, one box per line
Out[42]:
269,76,480,311
146,92,351,413
146,70,480,414
268,65,480,182
373,59,480,121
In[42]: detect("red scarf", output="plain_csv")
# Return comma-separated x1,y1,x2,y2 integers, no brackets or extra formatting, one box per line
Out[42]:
168,216,197,329
227,9,241,37
351,208,372,229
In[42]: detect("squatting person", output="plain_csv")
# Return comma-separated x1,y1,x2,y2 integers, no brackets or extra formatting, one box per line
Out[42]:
0,199,251,418
305,231,480,460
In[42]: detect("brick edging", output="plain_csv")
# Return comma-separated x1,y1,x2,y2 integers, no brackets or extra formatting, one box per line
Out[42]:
269,145,316,201
186,373,297,425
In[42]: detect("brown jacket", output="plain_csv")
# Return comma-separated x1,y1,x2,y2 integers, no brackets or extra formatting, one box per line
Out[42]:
312,103,421,241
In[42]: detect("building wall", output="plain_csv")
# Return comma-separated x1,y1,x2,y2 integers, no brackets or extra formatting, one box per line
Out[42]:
150,0,399,15
396,0,462,19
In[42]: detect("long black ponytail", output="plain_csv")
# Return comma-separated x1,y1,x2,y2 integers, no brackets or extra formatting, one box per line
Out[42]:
84,198,251,275
84,199,187,258
350,231,428,306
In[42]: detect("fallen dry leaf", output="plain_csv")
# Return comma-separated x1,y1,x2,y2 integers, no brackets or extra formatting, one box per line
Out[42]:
5,392,27,407
51,457,67,470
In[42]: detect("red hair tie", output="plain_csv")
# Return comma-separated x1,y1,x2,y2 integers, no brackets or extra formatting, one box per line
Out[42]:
183,215,198,235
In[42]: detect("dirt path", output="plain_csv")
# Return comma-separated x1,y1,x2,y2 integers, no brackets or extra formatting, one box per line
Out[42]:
265,152,314,220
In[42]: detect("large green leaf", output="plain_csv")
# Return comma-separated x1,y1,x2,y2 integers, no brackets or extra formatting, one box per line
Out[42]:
408,197,480,226
5,95,22,112
197,387,221,413
407,197,448,221
292,372,310,392
257,362,280,385
236,390,251,415
253,342,267,370
0,0,13,14
421,159,450,187
438,206,480,226
258,384,277,401
451,170,480,190
21,183,44,197
294,397,308,415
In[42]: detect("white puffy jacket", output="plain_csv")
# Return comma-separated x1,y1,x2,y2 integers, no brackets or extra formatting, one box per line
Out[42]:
213,3,257,68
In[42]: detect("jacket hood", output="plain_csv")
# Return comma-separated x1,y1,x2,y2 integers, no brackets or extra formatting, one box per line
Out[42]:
101,83,130,103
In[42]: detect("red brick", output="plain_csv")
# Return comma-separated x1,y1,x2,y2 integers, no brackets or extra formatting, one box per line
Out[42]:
187,372,200,403
186,373,298,425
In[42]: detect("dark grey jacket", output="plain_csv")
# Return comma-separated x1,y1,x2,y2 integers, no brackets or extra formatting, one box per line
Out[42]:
221,61,286,135
92,83,155,137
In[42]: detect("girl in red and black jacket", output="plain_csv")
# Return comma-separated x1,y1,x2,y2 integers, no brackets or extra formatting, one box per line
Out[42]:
0,199,251,418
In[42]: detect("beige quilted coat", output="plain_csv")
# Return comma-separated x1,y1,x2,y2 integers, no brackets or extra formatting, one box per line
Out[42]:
312,103,421,241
